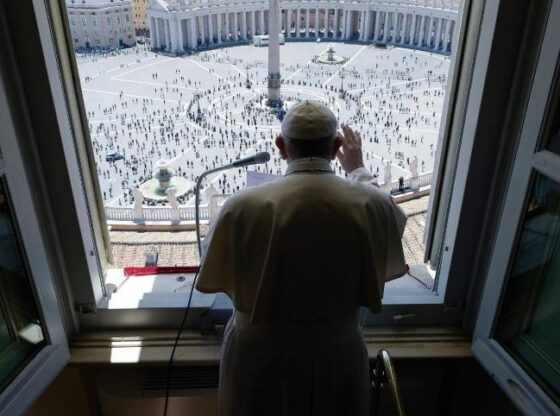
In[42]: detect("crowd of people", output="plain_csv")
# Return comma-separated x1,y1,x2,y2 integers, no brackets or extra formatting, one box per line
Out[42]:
76,44,448,207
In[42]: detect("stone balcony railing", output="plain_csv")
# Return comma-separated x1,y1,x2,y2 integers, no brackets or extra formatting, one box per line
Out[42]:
104,171,432,223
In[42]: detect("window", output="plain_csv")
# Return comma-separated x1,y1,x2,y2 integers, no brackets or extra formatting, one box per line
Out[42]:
70,17,75,26
19,0,544,340
92,17,97,27
473,2,560,414
116,15,120,25
107,16,111,26
81,16,86,26
0,11,70,408
38,0,490,325
125,13,130,23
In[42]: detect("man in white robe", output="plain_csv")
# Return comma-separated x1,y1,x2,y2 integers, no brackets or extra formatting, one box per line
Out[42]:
196,101,407,416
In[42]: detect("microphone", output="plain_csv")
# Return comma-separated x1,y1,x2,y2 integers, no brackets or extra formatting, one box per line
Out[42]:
232,151,271,167
195,151,270,255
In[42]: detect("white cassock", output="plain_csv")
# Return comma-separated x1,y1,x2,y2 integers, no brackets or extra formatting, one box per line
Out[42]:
196,157,407,416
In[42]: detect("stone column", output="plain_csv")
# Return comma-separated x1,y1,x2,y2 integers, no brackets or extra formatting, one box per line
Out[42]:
418,15,426,46
176,19,184,53
132,190,144,221
305,8,310,37
364,10,371,41
449,20,455,50
286,9,291,38
427,17,434,47
156,18,163,48
315,8,319,37
259,10,265,35
189,17,196,49
208,14,214,45
217,13,222,43
435,17,442,50
400,14,406,44
324,9,329,38
391,11,397,42
382,11,389,41
341,9,348,40
251,10,256,38
268,0,281,106
154,18,160,48
165,19,171,51
443,19,451,52
333,8,339,39
162,18,167,48
242,11,247,40
374,11,380,41
198,15,205,45
233,12,238,41
410,13,417,45
149,17,157,49
296,9,301,38
358,11,365,41
225,12,230,41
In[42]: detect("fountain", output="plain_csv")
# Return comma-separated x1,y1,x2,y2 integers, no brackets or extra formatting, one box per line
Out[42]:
317,44,346,65
140,159,191,201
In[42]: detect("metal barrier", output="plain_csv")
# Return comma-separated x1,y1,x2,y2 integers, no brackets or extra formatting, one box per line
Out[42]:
371,349,406,416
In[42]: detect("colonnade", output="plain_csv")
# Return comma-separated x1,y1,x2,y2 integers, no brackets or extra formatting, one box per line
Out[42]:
148,2,458,56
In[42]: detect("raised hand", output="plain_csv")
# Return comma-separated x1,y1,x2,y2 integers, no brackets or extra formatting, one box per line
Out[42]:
336,124,365,174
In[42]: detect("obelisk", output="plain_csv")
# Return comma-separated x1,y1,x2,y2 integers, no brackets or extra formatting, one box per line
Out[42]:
267,0,282,107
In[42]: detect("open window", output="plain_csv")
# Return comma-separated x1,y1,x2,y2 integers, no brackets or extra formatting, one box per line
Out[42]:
0,45,69,415
472,2,560,414
24,0,513,329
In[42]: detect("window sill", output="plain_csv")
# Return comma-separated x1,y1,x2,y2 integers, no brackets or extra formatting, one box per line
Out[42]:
100,264,439,310
100,268,215,309
69,327,472,365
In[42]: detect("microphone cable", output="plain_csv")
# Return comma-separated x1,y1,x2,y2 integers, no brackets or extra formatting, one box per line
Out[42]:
162,268,199,416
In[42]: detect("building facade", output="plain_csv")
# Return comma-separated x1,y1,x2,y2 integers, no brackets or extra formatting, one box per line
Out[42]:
66,0,136,50
131,0,149,33
146,0,460,55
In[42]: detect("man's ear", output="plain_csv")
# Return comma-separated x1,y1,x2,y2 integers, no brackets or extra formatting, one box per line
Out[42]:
329,136,343,160
275,135,289,160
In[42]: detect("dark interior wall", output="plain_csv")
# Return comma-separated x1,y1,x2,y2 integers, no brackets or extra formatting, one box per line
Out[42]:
26,357,520,416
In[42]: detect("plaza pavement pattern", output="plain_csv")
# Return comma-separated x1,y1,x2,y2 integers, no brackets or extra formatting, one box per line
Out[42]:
77,43,448,209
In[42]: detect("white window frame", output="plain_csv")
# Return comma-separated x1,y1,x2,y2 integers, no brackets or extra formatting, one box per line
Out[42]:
31,0,513,329
0,54,69,416
472,1,560,415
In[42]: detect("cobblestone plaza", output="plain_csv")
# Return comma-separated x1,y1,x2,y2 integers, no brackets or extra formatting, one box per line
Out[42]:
77,41,449,209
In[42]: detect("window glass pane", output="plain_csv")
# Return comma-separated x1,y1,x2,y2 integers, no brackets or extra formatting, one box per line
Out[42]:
495,172,560,405
0,178,46,392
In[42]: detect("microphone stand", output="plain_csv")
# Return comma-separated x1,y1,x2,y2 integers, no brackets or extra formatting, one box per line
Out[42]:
195,152,270,258
194,165,229,258
164,165,229,416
